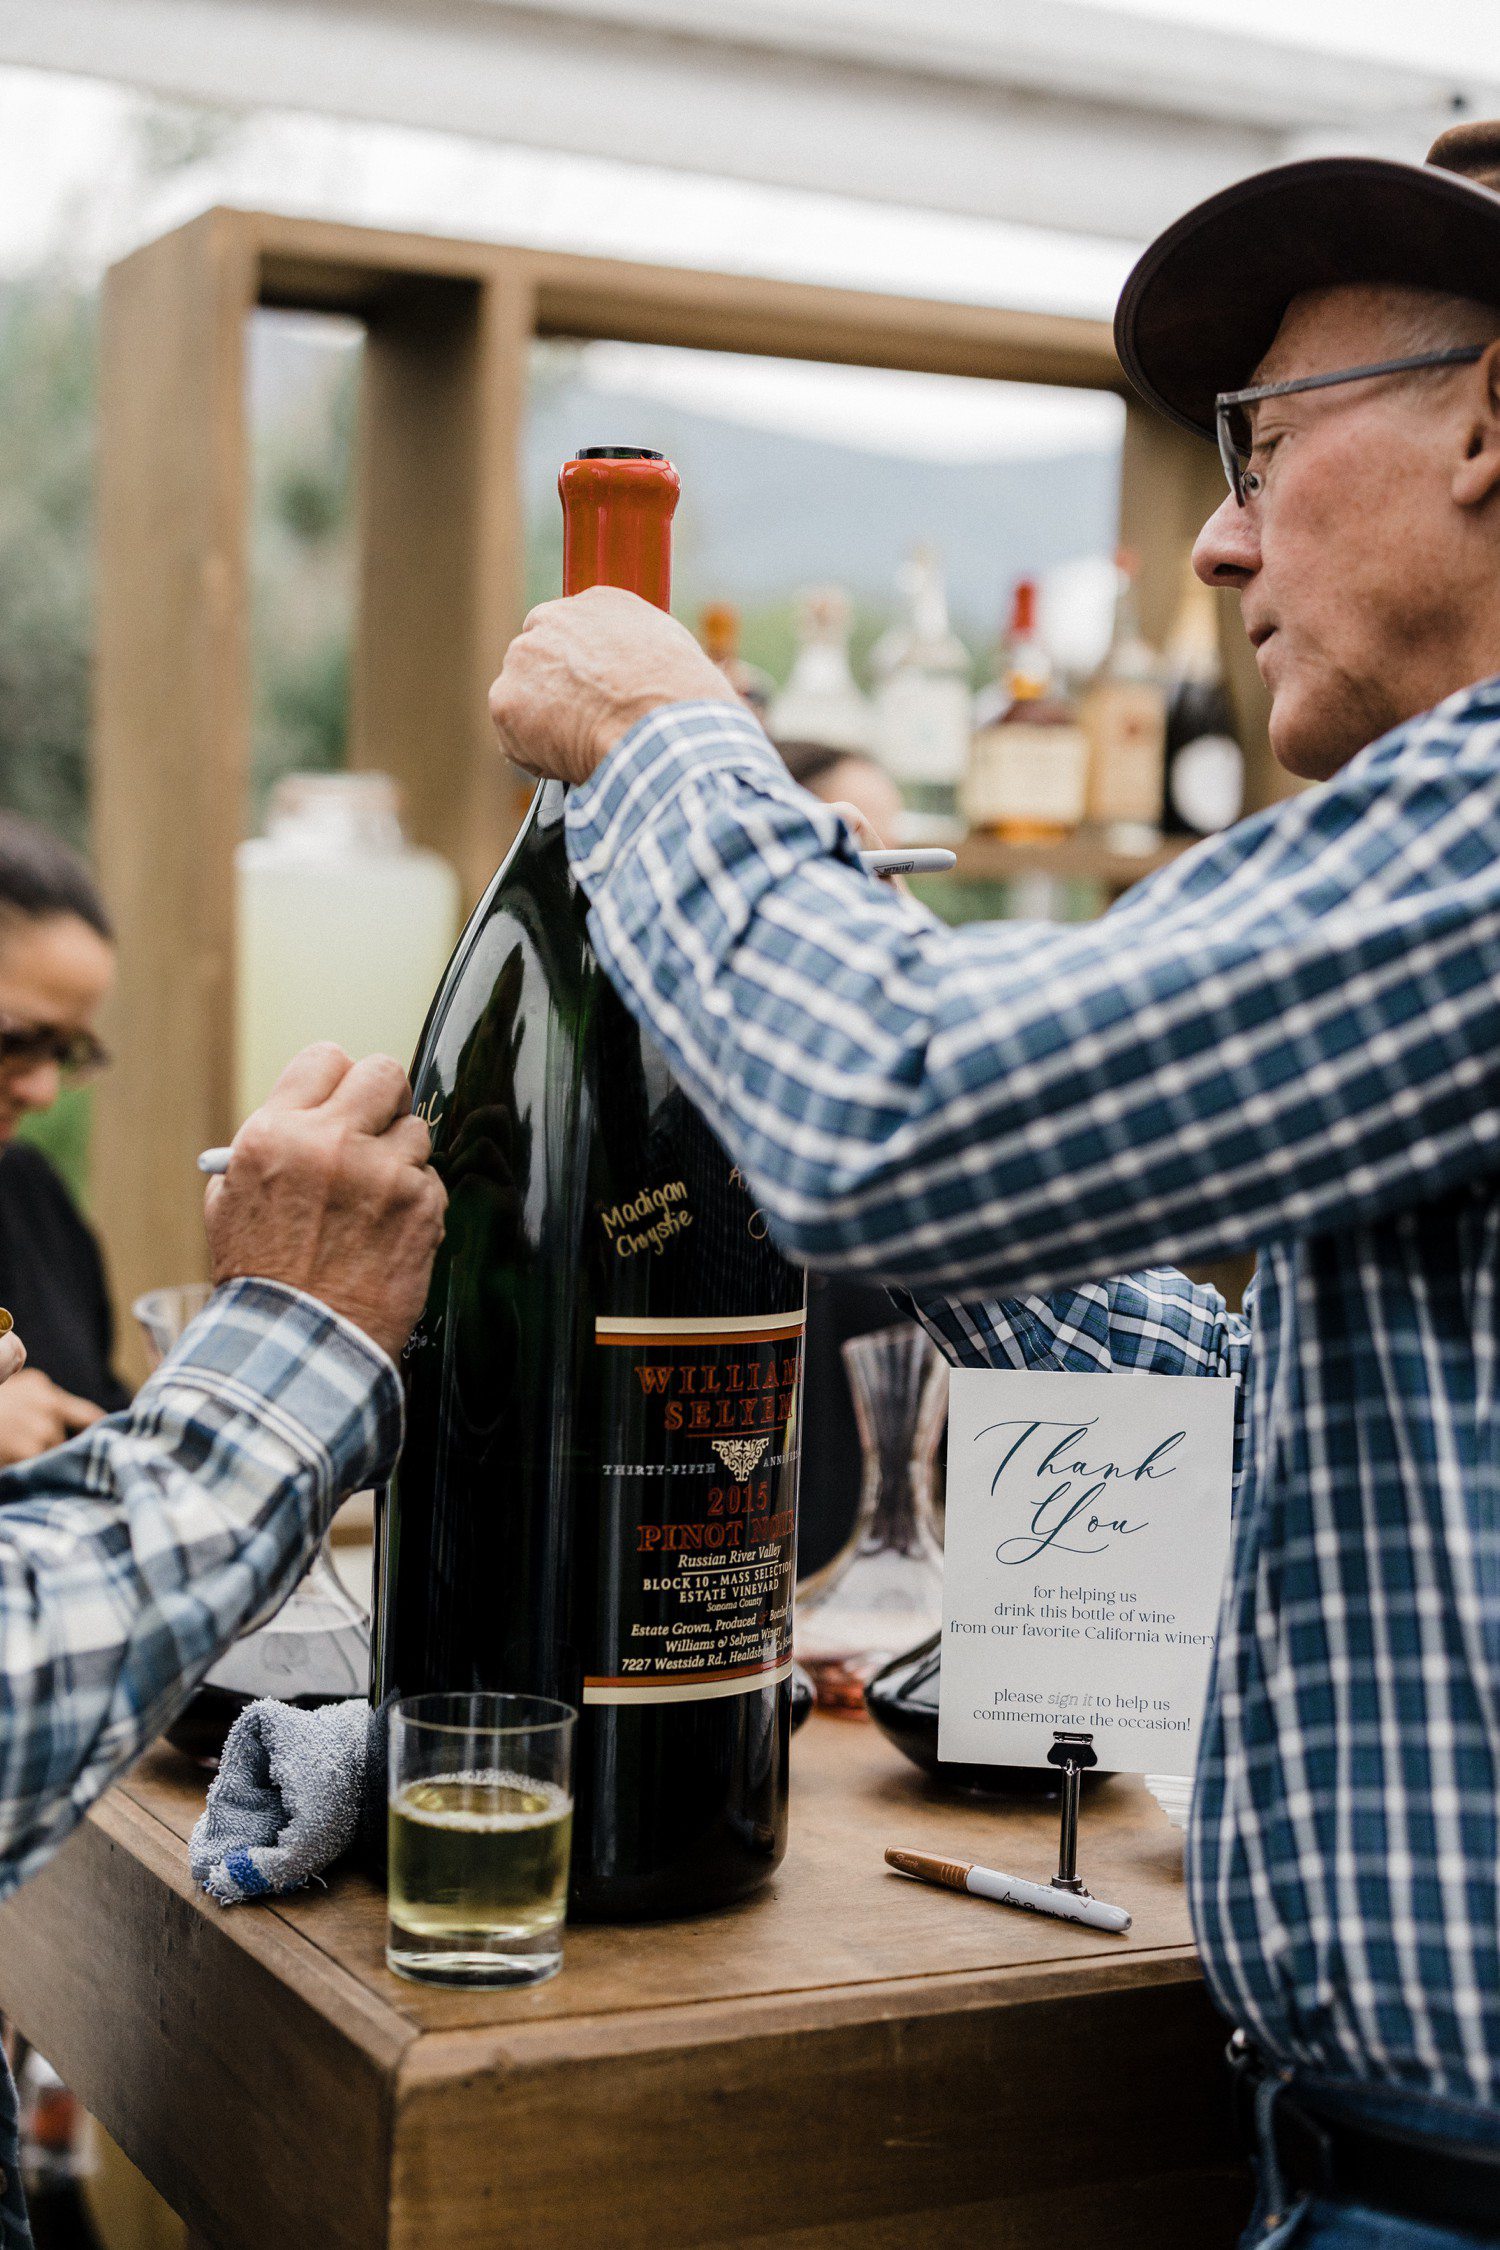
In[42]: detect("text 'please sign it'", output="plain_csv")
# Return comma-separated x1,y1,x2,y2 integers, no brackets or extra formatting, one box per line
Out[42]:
938,1369,1235,1779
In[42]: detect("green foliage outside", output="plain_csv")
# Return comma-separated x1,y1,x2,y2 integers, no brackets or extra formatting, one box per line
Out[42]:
15,1087,92,1210
0,281,367,1201
0,283,96,853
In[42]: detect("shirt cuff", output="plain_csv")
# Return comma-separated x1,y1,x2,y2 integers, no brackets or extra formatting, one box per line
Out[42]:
566,701,790,886
155,1277,405,1507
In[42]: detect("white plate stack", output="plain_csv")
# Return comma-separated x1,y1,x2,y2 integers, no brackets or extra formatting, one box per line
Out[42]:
1143,1774,1194,1832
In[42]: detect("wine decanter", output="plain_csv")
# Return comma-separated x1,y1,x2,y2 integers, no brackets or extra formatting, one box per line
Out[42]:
795,1324,947,1713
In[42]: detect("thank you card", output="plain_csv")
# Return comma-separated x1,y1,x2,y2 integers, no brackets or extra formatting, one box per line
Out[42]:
938,1369,1235,1777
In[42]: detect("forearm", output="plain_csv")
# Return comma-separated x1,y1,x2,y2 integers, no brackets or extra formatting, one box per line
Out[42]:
568,703,1500,1296
0,1278,400,1892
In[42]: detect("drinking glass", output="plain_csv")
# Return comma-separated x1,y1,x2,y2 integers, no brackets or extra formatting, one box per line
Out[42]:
386,1692,576,1988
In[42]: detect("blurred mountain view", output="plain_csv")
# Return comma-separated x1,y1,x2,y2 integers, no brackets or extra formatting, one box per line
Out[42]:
523,368,1121,646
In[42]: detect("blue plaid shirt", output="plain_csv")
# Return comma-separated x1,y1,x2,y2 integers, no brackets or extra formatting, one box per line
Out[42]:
567,682,1500,2113
0,1276,400,2245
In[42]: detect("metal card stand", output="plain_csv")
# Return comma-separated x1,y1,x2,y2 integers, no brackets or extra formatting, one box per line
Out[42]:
1047,1729,1100,1896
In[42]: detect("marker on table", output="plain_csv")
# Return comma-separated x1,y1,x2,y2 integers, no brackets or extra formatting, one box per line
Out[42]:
858,847,956,876
885,1848,1132,1935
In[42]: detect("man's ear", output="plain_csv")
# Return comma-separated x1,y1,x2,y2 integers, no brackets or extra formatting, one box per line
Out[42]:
1451,338,1500,509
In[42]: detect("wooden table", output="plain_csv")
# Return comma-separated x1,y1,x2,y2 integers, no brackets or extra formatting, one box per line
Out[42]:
0,1716,1248,2250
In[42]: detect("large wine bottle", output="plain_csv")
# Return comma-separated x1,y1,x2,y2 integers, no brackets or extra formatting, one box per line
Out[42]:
372,448,807,1920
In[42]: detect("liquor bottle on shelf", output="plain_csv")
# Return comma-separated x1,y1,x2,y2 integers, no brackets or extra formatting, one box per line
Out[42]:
1080,551,1169,853
960,579,1089,844
870,546,972,820
767,585,874,755
1163,572,1245,838
373,447,807,1922
698,601,775,722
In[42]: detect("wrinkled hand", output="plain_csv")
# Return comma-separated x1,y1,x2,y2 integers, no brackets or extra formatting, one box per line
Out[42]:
0,1367,102,1466
489,586,739,787
205,1044,447,1364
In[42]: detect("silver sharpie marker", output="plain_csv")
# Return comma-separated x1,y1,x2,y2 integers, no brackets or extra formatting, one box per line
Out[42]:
886,1847,1132,1934
858,848,956,876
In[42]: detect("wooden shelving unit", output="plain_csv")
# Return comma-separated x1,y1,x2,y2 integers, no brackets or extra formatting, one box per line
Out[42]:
949,830,1190,893
91,205,1269,1355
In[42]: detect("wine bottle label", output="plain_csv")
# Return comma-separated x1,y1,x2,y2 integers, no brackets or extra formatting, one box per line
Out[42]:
960,721,1090,830
1083,681,1168,825
585,1309,805,1706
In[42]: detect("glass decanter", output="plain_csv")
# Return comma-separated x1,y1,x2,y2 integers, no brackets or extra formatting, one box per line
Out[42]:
134,1284,371,1765
794,1323,947,1714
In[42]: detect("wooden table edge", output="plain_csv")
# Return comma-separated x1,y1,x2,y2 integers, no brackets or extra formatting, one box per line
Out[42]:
110,1761,1211,2078
99,1770,420,2075
391,1940,1209,2091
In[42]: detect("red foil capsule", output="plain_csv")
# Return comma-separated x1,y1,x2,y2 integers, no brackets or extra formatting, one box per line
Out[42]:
558,447,680,611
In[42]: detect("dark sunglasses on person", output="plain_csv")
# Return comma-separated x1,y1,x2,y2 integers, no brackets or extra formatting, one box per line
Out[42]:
1216,346,1486,506
0,1018,110,1080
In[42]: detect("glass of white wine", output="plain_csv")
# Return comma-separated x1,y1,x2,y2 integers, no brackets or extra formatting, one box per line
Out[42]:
386,1692,576,1987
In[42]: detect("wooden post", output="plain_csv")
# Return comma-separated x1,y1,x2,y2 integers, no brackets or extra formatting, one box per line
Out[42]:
1118,397,1222,654
1118,398,1266,1310
349,269,534,905
1118,394,1288,817
92,212,256,1368
92,217,538,1364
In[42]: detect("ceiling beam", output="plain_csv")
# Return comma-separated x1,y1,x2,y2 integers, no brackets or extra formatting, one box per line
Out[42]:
0,0,1489,244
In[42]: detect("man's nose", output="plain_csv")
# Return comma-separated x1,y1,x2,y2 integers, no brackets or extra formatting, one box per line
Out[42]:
1193,492,1260,586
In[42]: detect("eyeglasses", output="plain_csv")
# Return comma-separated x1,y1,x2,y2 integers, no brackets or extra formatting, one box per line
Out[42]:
1215,347,1486,507
0,1018,110,1080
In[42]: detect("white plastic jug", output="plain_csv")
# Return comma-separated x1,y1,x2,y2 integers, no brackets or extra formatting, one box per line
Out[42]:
236,773,461,1122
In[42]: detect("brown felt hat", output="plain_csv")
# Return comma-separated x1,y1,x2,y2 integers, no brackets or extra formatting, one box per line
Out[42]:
1115,119,1500,440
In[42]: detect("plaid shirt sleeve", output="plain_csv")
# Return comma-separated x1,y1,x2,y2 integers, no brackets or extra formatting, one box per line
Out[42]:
0,1277,400,1896
901,1268,1251,1380
895,1269,1252,1488
565,696,1500,1298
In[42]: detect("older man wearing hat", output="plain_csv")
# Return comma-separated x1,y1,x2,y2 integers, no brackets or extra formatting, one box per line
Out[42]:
490,122,1500,2247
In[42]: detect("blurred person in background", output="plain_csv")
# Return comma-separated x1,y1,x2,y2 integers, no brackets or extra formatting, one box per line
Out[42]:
0,818,125,1465
774,740,905,851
